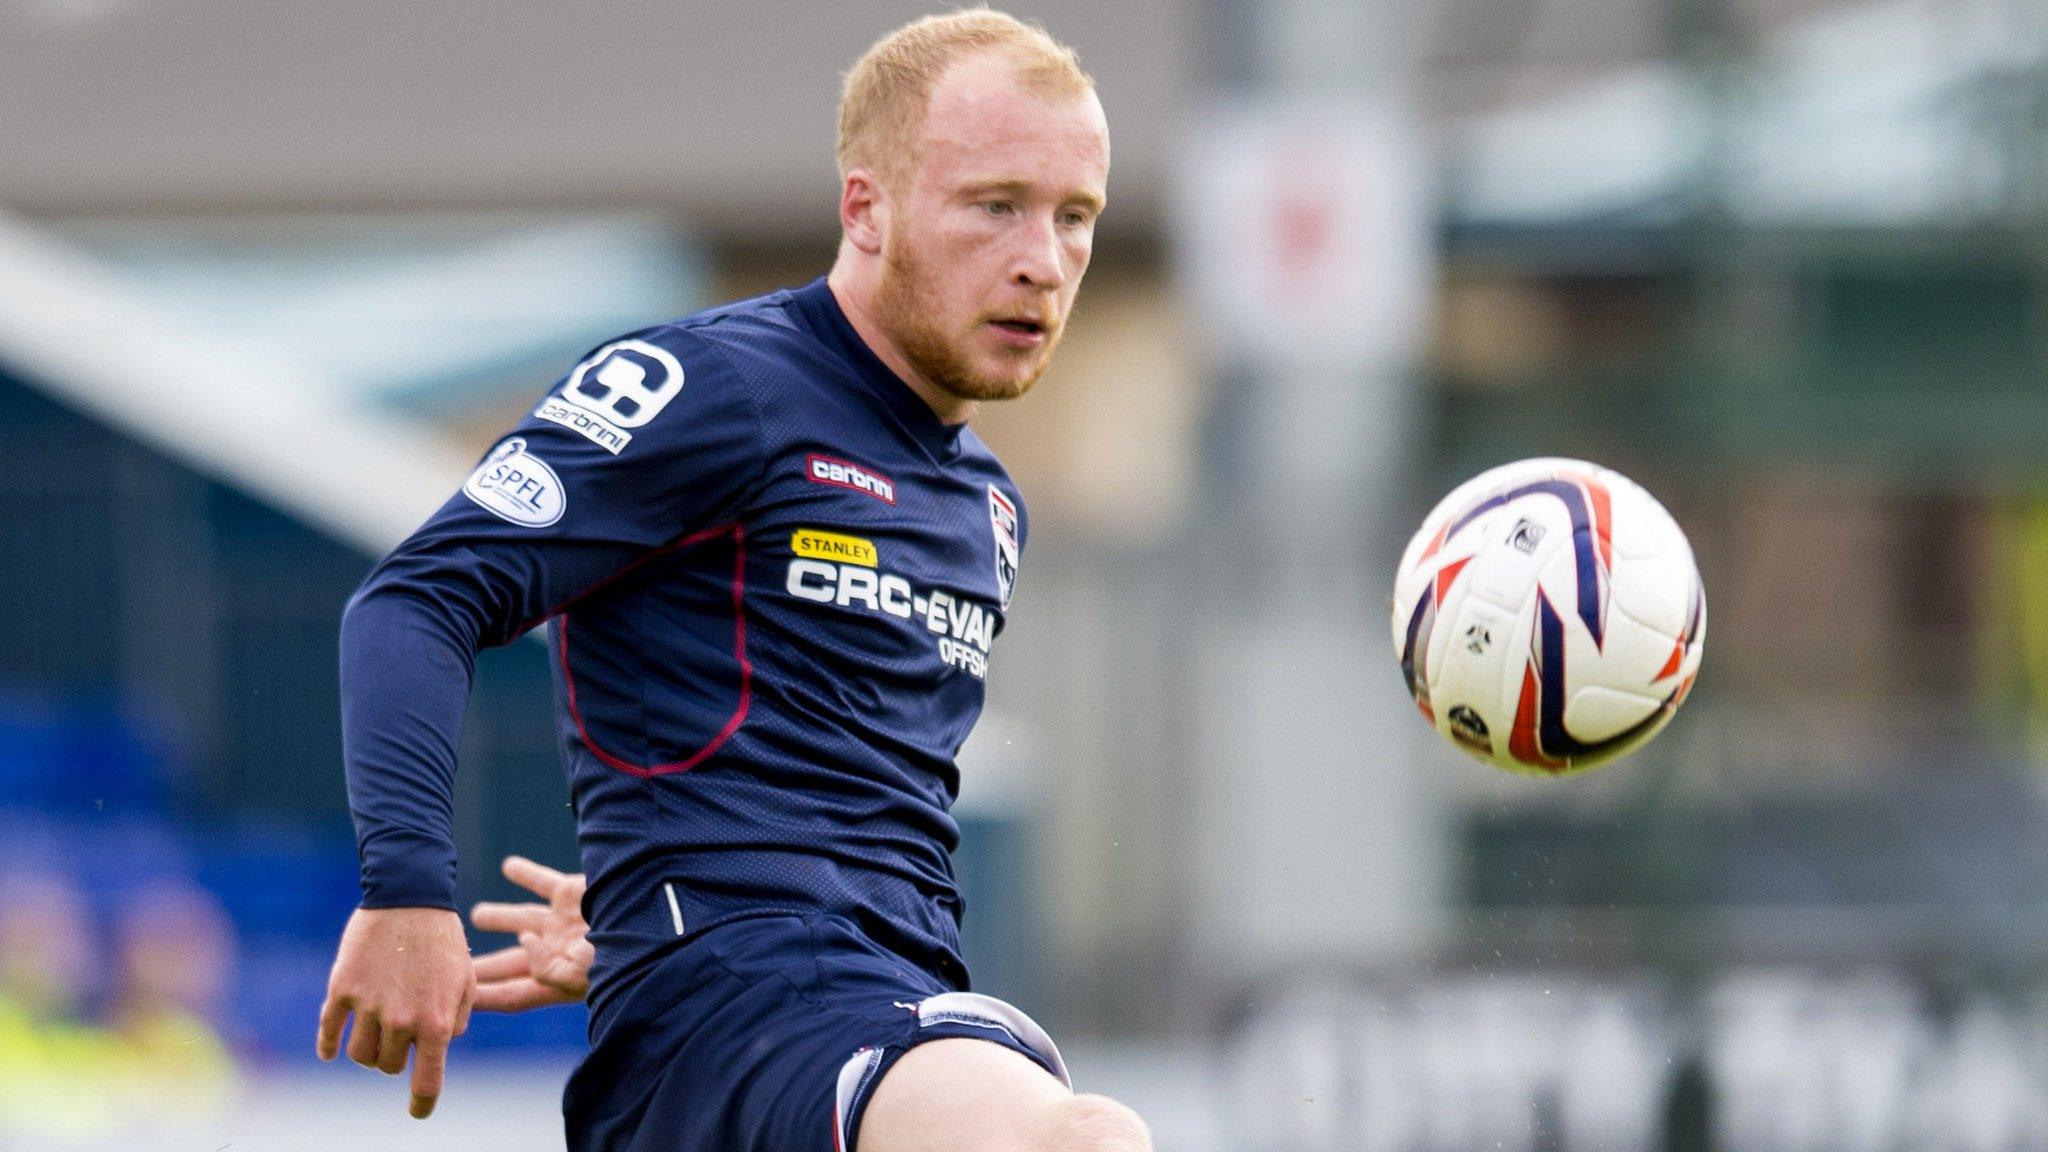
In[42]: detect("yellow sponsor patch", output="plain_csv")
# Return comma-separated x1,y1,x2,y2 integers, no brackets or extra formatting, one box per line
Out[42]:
791,528,877,567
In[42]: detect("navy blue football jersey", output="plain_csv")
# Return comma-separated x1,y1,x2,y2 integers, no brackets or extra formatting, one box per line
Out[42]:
339,279,1026,1016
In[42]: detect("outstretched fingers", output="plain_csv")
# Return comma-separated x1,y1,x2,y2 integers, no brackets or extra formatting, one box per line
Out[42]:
472,944,533,982
470,901,550,937
473,976,578,1013
534,934,595,992
500,855,569,899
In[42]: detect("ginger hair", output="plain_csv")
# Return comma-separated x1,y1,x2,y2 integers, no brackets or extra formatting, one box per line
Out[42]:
837,7,1093,189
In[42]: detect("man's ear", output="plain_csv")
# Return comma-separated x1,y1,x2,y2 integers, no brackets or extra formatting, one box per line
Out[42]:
840,169,888,256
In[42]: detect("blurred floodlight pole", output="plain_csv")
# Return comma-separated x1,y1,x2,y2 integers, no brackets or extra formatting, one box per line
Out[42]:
1178,0,1448,974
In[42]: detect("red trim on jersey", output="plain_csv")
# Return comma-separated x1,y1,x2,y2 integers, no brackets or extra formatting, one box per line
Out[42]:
560,523,751,777
513,522,739,636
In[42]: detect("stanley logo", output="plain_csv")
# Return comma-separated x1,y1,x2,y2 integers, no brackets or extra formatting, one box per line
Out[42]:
791,528,877,568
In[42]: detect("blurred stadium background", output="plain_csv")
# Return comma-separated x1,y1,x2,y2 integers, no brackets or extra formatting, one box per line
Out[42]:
4,0,2048,1148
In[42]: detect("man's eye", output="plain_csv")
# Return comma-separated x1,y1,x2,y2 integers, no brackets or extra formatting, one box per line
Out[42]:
1060,210,1091,227
981,201,1015,217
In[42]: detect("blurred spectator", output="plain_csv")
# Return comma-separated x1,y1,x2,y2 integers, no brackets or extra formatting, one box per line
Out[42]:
0,870,241,1144
0,872,94,1019
106,880,240,1120
0,870,121,1142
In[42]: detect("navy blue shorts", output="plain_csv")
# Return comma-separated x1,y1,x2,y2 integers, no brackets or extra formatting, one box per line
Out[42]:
562,913,1069,1152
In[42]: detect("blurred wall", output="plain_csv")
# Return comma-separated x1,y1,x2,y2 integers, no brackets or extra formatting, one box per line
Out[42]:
0,0,1187,243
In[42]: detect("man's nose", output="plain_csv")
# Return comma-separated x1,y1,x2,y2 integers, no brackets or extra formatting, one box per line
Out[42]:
1010,214,1066,291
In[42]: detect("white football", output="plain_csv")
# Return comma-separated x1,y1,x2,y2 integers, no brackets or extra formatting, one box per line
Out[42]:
1391,458,1705,775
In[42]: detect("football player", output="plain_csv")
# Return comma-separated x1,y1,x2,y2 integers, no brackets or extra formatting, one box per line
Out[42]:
317,10,1149,1151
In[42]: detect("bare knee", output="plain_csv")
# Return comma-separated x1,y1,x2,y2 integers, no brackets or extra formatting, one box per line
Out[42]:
1036,1093,1151,1152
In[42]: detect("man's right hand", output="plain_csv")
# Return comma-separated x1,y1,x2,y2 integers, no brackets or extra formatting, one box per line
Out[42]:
469,855,592,1012
317,906,475,1119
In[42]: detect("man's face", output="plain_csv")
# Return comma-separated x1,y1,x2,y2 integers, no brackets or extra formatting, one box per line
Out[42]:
874,53,1110,405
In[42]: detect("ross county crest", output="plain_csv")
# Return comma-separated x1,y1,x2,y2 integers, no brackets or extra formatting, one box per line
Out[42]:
988,485,1019,610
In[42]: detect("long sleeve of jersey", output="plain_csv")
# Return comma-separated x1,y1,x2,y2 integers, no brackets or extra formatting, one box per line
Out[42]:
341,329,765,909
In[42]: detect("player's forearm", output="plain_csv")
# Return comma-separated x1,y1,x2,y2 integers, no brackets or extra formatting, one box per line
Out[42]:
340,582,481,910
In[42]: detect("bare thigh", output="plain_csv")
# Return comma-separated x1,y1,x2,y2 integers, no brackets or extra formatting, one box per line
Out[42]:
855,1038,1071,1152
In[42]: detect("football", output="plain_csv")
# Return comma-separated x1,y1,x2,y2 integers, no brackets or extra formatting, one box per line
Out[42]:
1391,458,1705,775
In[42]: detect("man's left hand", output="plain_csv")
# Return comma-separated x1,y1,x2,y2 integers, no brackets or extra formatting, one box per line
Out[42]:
469,855,591,1012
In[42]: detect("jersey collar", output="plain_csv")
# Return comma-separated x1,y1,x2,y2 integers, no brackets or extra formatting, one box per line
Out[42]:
790,278,966,461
